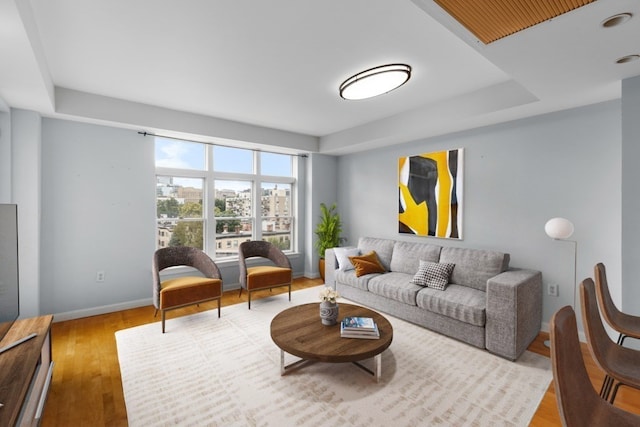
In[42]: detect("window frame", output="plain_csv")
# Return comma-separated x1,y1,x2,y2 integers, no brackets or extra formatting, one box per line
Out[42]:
155,141,297,260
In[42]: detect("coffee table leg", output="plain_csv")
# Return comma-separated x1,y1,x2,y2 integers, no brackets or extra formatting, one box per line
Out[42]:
280,349,315,375
280,348,382,381
352,353,382,382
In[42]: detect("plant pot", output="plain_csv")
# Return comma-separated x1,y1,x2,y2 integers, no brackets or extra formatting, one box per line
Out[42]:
319,258,325,282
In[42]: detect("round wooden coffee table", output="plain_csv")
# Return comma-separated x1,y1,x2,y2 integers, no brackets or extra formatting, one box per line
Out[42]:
270,303,393,382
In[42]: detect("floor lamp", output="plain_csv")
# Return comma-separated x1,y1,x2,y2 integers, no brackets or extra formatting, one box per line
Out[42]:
544,217,577,348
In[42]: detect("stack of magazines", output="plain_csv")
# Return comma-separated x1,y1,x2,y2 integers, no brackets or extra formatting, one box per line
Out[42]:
340,316,380,339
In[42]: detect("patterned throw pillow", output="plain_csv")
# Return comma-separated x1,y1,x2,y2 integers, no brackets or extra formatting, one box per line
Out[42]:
348,250,386,277
411,260,455,290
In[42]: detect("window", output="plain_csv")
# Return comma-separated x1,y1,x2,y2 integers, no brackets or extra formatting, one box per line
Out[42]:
156,176,204,249
214,179,252,257
261,152,292,176
155,138,297,260
261,182,292,251
155,139,205,170
213,146,253,173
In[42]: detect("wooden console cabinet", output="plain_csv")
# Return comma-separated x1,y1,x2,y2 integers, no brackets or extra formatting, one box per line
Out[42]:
0,315,53,426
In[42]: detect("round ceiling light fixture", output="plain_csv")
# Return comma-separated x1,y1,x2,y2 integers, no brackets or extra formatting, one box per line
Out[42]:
601,12,632,28
339,63,412,100
616,54,640,64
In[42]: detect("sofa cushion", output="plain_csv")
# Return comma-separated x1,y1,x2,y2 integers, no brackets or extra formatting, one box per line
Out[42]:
411,261,455,290
333,246,360,271
349,251,386,277
416,284,486,326
335,269,377,291
439,247,510,291
357,237,395,271
390,241,442,274
368,272,420,306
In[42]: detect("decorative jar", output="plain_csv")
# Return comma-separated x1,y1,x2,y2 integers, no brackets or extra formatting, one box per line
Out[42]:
319,301,339,326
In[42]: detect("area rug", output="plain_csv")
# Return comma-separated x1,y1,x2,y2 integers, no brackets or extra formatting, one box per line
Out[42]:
116,286,552,426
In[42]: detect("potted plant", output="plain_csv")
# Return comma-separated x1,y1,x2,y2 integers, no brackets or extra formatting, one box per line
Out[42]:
314,202,343,281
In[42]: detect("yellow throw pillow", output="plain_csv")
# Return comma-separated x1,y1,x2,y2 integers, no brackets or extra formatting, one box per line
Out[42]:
349,250,386,277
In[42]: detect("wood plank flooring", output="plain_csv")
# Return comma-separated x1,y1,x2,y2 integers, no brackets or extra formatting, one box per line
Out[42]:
40,277,640,426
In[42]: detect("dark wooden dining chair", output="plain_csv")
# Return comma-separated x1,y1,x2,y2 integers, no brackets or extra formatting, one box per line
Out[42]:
238,240,292,309
594,262,640,399
550,305,640,426
594,263,640,346
580,278,640,403
153,246,222,333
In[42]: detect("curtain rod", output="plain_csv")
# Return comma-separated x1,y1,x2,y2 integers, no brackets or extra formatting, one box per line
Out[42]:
138,131,308,158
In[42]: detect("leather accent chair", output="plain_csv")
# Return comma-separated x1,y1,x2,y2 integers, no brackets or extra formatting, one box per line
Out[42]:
238,240,292,309
153,246,222,333
580,278,640,403
550,305,640,426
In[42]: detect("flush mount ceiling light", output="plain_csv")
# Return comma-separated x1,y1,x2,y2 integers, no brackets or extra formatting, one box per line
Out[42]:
339,64,412,100
601,13,632,28
616,54,640,64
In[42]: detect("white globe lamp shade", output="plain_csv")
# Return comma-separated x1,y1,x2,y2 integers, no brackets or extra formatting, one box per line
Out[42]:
545,217,575,240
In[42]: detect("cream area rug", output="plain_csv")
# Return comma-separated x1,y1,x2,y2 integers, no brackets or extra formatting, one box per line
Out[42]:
116,286,552,426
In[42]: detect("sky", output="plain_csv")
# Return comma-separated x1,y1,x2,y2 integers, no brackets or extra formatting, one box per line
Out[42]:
155,138,292,191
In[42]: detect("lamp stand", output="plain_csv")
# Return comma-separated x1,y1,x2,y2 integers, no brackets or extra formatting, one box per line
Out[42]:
544,239,577,348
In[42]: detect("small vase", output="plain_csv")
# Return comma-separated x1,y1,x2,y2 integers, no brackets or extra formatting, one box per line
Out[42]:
319,301,339,326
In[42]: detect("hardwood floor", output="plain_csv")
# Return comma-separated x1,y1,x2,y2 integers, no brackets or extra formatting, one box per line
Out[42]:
41,277,640,426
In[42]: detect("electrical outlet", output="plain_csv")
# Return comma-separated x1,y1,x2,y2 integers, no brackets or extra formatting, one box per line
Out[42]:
96,271,105,282
548,283,559,297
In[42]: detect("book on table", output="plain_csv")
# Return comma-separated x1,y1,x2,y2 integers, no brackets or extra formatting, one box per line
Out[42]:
340,321,380,339
341,316,376,331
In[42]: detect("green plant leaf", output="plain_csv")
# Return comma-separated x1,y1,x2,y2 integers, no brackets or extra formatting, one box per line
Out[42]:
314,202,342,258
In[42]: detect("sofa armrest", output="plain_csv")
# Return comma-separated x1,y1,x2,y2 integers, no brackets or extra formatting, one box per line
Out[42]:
485,269,542,360
324,248,338,287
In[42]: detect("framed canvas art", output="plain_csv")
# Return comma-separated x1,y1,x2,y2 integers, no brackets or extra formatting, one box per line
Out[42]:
398,148,463,239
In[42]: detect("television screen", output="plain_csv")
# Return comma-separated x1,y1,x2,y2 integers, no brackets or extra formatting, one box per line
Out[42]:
0,204,19,344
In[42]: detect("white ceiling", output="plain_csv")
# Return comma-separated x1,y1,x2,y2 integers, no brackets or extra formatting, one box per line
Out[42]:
1,0,639,155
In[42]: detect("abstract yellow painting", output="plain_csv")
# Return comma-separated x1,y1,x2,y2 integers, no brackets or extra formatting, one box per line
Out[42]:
398,148,463,239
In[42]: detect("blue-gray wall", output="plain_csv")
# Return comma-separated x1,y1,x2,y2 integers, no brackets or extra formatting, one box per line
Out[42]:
11,110,42,318
3,77,639,336
305,153,339,277
622,75,640,317
38,118,310,318
40,119,156,317
337,101,623,331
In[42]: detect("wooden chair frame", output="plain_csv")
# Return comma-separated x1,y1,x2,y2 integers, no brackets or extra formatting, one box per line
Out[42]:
580,278,640,403
550,305,640,426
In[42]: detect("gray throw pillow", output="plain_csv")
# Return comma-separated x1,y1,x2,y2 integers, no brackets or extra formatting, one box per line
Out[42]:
333,247,360,271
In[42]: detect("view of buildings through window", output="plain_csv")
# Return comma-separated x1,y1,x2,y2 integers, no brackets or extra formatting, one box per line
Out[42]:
155,138,295,259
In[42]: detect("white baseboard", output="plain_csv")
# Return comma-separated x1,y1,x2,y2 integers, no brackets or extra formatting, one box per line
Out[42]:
53,298,152,322
53,273,314,322
304,271,321,280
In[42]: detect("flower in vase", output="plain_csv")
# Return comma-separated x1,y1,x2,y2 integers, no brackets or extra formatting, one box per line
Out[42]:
319,286,339,303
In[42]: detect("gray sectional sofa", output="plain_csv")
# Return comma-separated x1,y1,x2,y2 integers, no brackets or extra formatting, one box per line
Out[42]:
324,237,542,360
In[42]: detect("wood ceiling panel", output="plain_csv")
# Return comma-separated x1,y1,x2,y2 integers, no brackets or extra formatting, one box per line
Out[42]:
434,0,596,44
